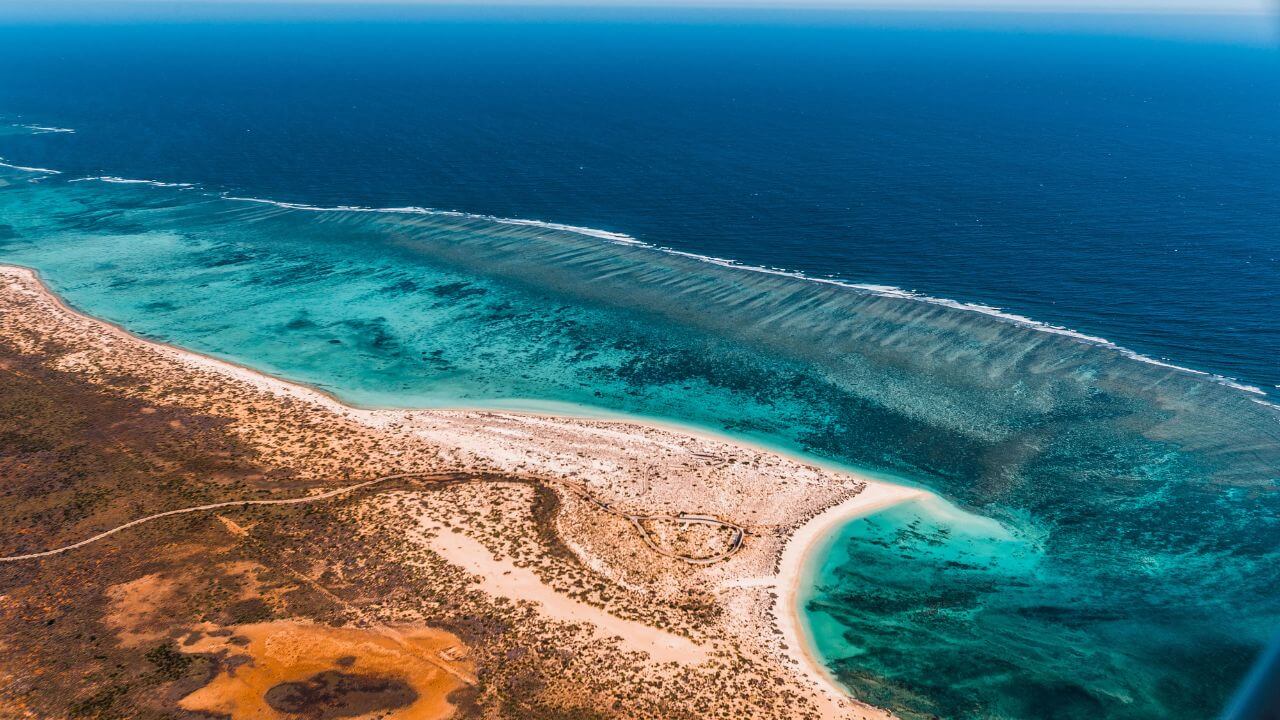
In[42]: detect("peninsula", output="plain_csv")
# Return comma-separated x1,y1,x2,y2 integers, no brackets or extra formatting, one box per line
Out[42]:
0,265,919,720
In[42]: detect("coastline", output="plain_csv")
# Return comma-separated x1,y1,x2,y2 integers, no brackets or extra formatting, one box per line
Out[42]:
1,261,904,482
2,262,923,715
774,483,925,707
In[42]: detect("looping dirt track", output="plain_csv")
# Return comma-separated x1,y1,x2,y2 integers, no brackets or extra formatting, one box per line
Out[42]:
0,471,747,565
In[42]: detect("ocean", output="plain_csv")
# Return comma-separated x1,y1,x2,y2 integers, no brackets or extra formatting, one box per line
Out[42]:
1,6,1278,719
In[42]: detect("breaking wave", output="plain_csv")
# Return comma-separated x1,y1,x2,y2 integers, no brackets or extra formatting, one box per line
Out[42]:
71,176,196,189
222,192,1272,402
14,124,75,135
0,158,61,175
3,162,1271,404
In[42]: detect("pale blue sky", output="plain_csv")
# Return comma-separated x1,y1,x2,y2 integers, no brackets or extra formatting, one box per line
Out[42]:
8,0,1276,34
26,0,1275,10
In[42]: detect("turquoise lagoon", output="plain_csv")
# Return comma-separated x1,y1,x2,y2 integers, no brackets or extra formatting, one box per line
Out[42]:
2,162,1278,719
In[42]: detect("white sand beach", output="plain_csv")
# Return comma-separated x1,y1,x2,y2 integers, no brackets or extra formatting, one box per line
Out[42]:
2,262,928,718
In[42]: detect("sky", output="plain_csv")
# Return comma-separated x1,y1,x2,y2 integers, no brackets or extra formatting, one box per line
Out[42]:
3,0,1275,38
705,0,1277,10
7,0,1276,10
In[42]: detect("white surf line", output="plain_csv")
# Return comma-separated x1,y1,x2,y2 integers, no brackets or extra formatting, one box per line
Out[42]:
220,195,1272,402
3,156,1272,402
222,194,637,242
0,472,435,562
70,176,195,188
15,124,75,135
0,158,60,175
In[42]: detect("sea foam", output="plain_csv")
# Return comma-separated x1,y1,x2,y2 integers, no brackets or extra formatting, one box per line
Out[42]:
15,124,75,135
220,194,1274,402
222,195,638,243
0,159,1270,404
0,158,60,175
72,176,196,189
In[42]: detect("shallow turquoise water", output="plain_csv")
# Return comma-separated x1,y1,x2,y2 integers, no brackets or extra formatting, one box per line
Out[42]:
2,164,1278,719
803,498,1071,718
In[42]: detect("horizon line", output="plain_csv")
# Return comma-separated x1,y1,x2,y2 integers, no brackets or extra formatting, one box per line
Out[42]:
15,0,1279,15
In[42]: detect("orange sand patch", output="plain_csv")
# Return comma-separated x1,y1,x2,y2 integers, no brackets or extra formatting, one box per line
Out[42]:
179,621,474,720
216,514,252,538
104,573,179,647
218,561,283,603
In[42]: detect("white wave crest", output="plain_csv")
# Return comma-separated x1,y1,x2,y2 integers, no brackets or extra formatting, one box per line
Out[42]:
0,158,60,175
0,162,1264,404
222,195,637,243
15,124,75,135
72,176,195,188
216,194,1271,401
625,246,1272,398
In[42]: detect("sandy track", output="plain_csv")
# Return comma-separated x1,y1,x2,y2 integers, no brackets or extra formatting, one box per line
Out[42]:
0,472,440,562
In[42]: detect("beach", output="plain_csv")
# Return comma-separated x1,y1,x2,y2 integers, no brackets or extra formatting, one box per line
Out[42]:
774,483,925,704
0,263,905,719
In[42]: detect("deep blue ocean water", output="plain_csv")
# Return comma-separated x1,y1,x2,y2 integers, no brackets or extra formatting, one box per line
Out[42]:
2,8,1278,392
1,7,1278,719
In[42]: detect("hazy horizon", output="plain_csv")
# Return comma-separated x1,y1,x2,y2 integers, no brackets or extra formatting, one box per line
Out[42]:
7,0,1274,47
8,0,1277,12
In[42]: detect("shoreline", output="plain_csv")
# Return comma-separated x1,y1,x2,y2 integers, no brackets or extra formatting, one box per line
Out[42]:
774,483,925,704
1,262,913,485
3,262,932,714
